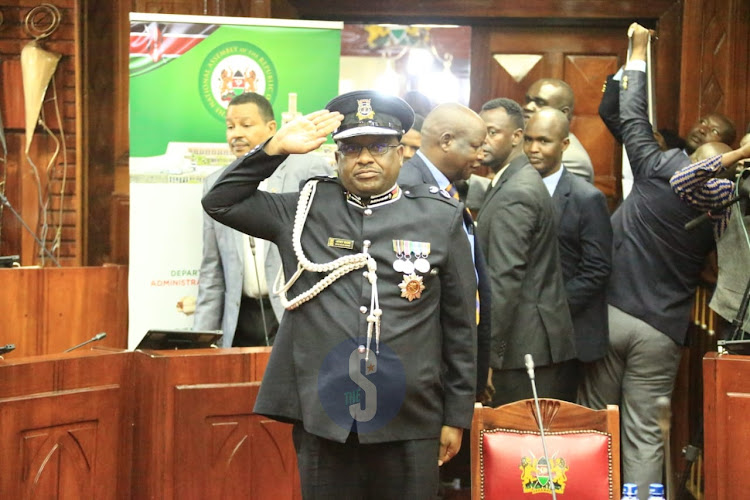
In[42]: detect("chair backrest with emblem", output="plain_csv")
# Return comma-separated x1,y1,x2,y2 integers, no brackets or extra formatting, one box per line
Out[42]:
471,398,620,500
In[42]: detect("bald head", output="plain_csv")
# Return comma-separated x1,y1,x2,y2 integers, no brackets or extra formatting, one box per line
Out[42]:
690,141,732,163
422,103,484,142
420,103,487,182
529,108,570,138
523,78,575,123
523,107,570,178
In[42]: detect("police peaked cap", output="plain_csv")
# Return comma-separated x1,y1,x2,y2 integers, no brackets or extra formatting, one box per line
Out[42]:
326,90,415,140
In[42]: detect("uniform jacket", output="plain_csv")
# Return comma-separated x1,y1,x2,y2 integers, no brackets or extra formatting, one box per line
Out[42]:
552,167,612,362
193,154,331,346
475,154,575,370
606,69,714,344
399,155,492,395
202,145,478,444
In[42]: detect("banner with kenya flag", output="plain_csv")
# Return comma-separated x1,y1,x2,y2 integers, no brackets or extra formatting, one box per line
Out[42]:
128,13,342,349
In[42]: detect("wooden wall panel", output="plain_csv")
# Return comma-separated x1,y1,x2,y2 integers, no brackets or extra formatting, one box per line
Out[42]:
287,0,679,21
470,26,627,205
43,265,129,353
0,265,128,359
0,268,41,357
680,0,750,146
0,1,80,266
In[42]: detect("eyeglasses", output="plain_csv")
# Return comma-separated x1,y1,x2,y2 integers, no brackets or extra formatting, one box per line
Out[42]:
337,142,400,157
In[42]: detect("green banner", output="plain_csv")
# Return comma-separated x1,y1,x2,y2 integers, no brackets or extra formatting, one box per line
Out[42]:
130,20,341,157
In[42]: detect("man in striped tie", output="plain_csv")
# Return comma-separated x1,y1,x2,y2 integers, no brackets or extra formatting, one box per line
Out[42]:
398,103,491,492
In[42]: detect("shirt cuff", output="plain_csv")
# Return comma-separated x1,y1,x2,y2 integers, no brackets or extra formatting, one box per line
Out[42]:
625,60,647,73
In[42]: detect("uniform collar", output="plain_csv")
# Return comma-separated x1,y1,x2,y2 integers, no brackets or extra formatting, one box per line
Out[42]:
345,185,402,209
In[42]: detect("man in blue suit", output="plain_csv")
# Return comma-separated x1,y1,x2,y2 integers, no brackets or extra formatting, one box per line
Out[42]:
193,92,332,346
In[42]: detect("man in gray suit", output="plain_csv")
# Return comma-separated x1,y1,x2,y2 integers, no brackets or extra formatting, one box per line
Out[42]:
477,98,576,406
523,78,595,183
524,108,612,388
579,24,722,499
193,92,332,347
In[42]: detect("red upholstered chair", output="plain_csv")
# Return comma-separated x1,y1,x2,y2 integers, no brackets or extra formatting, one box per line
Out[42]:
471,399,620,500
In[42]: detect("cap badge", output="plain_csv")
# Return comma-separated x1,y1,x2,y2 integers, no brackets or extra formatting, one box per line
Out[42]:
356,98,375,120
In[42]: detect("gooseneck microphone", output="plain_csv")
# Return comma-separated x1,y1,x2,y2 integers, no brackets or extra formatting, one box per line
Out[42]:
64,332,107,352
525,353,557,500
0,343,16,355
0,192,61,267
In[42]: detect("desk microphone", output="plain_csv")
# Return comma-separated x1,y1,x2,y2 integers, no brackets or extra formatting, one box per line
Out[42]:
524,353,557,500
64,332,107,352
0,343,16,355
0,192,61,267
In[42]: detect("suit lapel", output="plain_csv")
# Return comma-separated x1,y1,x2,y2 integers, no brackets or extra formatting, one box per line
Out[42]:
552,168,572,228
479,155,526,216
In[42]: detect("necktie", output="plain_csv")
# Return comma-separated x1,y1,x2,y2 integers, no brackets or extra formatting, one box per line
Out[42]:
446,183,480,324
446,183,474,233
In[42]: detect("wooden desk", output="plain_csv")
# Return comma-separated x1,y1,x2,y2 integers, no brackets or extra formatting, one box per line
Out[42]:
703,352,750,499
0,349,133,499
131,347,300,500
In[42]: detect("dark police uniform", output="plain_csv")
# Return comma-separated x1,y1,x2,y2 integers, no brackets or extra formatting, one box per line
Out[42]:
202,91,477,499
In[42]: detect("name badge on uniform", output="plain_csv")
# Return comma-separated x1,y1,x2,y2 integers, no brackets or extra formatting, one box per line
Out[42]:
328,237,354,250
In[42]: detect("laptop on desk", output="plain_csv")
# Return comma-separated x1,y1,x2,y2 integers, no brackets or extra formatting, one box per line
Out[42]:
135,329,223,350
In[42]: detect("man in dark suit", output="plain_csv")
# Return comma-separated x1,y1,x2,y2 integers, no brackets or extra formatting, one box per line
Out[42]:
397,102,491,400
202,91,478,499
476,97,576,406
579,24,719,499
397,103,491,492
524,107,613,388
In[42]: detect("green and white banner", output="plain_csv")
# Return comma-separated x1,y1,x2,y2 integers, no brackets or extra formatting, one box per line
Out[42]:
128,13,341,348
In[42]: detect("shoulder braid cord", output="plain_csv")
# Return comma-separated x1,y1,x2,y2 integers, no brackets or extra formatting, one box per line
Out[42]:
272,179,382,359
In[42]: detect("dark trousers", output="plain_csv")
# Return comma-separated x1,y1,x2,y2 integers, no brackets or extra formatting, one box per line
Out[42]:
233,295,278,347
292,424,440,500
490,359,580,407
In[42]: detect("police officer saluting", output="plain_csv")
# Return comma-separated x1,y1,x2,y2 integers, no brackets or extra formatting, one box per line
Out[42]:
202,90,478,499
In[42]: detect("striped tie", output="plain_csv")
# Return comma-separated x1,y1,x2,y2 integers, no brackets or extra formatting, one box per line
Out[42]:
446,183,481,325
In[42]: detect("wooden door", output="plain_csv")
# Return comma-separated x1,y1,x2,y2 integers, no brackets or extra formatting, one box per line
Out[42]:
471,27,629,207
